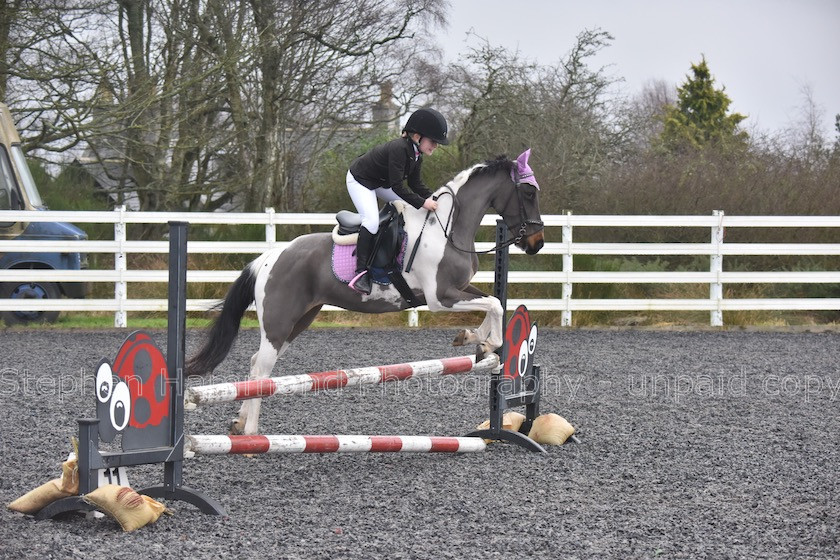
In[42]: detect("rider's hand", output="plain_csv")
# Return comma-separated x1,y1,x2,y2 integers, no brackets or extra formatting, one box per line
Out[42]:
423,198,438,211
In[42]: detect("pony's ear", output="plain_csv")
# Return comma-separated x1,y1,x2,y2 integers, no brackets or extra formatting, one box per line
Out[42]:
514,149,540,190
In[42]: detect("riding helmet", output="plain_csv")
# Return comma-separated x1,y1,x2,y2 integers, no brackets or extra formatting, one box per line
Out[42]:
403,108,450,145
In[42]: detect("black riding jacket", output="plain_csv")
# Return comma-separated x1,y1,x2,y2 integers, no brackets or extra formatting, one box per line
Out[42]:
349,136,433,209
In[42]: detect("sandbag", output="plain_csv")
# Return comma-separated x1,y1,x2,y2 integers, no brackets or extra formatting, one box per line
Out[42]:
7,454,78,515
83,485,169,532
527,413,575,445
7,479,73,515
475,411,527,443
59,455,79,494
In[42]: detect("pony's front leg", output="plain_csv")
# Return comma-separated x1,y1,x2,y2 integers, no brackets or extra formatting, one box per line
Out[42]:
453,310,499,350
439,291,504,359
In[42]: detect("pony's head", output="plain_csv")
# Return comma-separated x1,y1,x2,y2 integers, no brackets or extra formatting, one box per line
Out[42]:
487,150,544,254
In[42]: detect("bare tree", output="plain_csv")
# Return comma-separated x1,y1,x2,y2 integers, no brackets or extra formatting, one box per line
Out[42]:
449,29,629,213
2,0,448,224
235,0,447,211
622,79,675,151
0,0,112,156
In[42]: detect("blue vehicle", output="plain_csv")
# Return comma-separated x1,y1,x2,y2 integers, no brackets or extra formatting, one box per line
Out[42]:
0,102,88,324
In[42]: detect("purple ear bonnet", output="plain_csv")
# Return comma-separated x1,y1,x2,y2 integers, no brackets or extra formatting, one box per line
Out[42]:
513,149,540,190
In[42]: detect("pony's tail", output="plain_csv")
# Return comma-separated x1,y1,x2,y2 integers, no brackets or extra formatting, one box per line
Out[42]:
186,265,257,376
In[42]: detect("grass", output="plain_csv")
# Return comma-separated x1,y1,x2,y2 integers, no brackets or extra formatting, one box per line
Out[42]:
6,307,838,331
5,313,349,330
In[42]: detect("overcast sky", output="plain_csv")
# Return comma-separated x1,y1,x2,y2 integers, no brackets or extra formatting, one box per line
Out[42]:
443,0,839,137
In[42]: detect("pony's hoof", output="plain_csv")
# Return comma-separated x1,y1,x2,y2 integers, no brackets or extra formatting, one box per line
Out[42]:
229,418,244,435
475,342,495,362
452,329,467,347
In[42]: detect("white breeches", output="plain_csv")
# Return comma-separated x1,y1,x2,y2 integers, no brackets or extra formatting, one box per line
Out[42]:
346,170,401,233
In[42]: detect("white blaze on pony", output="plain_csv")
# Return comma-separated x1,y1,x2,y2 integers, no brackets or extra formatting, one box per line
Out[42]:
187,151,544,435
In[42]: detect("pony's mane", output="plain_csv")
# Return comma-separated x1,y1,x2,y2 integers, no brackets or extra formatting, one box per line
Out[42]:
444,155,513,194
477,155,514,176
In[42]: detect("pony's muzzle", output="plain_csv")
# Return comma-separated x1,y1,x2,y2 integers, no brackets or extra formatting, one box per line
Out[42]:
521,231,544,255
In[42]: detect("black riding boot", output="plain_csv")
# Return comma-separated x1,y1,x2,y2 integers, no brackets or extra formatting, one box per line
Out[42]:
350,226,375,294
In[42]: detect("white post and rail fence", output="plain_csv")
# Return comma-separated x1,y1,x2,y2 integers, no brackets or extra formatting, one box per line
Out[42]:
2,209,840,328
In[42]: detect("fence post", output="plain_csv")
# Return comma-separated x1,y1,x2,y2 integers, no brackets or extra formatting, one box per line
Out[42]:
561,211,573,327
710,210,724,326
114,206,127,328
407,309,419,327
265,208,276,248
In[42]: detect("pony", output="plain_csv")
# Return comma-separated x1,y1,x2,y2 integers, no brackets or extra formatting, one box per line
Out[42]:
186,150,545,435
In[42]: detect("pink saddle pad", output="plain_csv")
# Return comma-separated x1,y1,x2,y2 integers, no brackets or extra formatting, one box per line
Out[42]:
331,238,407,285
332,244,358,284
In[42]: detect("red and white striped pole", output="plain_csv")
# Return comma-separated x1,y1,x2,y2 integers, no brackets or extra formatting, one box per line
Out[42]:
185,354,499,408
185,434,487,456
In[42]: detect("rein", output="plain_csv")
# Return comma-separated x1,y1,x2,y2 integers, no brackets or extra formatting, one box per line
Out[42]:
431,167,544,256
432,189,502,255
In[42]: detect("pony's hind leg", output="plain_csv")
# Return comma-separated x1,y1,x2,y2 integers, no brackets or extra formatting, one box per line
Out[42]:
232,338,284,435
233,305,323,435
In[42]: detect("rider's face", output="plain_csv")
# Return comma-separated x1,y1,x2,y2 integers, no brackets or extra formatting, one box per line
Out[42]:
418,136,439,156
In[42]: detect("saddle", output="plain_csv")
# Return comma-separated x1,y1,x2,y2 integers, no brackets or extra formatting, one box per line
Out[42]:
335,203,404,268
331,203,419,306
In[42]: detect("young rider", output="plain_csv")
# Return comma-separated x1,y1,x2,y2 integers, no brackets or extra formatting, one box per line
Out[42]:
345,107,449,294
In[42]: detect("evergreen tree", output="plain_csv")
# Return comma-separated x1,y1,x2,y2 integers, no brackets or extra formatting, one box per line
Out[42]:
660,57,748,151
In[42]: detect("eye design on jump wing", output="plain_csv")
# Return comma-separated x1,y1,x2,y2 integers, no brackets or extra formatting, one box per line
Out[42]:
528,324,538,354
516,323,539,377
96,362,113,403
517,340,529,377
110,381,131,432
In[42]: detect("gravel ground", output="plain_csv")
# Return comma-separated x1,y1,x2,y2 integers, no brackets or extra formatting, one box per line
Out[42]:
1,326,839,559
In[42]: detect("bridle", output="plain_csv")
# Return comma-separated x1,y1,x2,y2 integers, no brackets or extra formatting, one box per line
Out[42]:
433,165,545,255
499,165,545,243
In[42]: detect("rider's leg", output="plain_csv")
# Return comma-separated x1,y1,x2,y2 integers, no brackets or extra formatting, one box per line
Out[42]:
374,186,401,204
350,227,375,294
346,171,381,233
346,171,380,294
